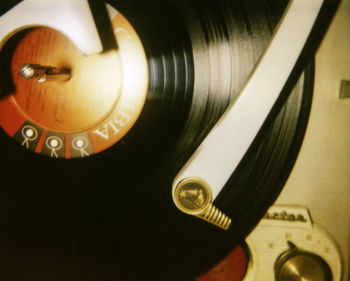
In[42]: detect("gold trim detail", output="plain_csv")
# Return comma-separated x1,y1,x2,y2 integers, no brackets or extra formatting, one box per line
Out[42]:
174,177,213,215
174,177,232,230
197,204,232,230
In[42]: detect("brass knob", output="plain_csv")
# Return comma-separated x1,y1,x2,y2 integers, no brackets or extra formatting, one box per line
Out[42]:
274,241,332,281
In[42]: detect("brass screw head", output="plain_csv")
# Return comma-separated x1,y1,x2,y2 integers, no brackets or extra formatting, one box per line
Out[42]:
174,177,213,216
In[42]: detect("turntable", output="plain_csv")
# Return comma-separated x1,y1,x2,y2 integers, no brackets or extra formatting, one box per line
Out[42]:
0,0,348,281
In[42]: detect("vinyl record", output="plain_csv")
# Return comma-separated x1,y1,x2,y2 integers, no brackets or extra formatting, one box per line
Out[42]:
0,0,318,280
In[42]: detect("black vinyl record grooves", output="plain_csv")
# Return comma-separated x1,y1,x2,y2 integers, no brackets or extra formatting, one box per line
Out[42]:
0,0,320,280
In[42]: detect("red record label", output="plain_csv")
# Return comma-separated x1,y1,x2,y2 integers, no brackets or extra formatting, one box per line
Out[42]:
197,246,248,281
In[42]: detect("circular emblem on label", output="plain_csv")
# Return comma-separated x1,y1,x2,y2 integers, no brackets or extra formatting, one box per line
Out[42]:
22,125,38,141
174,178,212,215
46,136,63,150
72,136,88,151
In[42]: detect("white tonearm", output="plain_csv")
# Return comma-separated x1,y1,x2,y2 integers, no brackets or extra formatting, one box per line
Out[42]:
172,0,325,228
0,0,102,55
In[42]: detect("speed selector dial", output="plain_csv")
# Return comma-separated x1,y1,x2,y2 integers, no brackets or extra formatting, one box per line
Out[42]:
274,241,332,281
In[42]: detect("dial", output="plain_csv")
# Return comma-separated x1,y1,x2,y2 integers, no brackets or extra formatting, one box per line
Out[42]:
274,241,332,281
244,206,343,281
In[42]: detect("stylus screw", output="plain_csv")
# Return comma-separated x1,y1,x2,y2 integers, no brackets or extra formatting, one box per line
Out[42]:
173,177,232,230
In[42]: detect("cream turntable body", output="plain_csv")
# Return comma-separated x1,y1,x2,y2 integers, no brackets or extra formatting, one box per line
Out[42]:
245,206,343,281
275,0,350,279
245,0,350,280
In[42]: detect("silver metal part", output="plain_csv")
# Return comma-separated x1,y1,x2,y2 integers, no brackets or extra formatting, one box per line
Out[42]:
20,64,71,83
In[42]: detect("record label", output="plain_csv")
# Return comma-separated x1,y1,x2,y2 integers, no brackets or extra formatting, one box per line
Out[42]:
0,4,148,158
197,246,248,281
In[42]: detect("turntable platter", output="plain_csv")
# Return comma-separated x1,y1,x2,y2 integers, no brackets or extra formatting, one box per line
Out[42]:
0,0,335,280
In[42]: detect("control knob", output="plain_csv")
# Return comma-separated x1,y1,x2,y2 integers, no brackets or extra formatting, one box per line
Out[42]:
274,241,332,281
